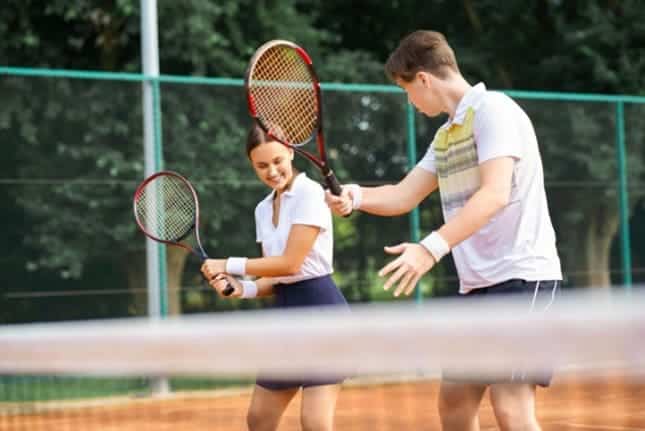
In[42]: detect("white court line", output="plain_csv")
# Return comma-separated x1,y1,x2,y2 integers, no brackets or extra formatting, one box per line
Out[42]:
550,422,645,431
468,420,644,431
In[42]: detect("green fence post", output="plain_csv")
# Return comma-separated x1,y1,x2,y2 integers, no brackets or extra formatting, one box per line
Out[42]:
406,103,422,303
615,101,632,291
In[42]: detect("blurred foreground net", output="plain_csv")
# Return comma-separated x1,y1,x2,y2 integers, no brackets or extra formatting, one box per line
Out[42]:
1,287,644,430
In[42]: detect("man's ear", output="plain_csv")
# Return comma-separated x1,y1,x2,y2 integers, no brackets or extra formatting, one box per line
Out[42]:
417,71,432,87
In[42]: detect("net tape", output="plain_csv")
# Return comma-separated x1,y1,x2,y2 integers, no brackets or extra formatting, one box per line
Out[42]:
1,288,644,380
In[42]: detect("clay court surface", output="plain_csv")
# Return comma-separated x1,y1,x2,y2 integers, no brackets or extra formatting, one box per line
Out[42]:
2,373,644,431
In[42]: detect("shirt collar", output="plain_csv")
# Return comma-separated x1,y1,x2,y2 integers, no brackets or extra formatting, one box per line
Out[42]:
261,172,307,203
282,172,306,197
449,82,487,126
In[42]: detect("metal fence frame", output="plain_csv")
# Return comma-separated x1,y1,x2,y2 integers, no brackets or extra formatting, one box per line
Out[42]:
1,66,640,311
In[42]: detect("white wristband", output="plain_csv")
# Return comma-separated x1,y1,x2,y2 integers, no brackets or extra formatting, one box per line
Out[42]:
240,280,258,298
420,231,450,263
346,184,362,210
226,257,248,276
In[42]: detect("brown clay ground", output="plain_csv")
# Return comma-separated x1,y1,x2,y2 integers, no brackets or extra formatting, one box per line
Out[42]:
2,373,644,431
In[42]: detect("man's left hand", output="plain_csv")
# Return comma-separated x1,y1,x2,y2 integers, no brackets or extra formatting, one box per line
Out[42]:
378,243,436,297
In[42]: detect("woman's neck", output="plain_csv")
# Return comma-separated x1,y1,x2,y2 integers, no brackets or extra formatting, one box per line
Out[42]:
274,173,297,199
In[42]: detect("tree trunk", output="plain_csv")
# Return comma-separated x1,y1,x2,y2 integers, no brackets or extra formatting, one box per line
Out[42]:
123,247,189,316
166,246,190,316
569,207,619,288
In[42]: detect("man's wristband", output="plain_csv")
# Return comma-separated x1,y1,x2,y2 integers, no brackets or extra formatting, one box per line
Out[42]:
345,184,362,210
420,231,450,262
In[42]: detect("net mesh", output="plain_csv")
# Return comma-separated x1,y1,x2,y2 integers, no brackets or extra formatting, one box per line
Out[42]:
248,43,318,146
1,288,645,430
134,174,196,242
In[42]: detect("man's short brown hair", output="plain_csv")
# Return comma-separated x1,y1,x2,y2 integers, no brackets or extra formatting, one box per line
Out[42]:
385,30,459,82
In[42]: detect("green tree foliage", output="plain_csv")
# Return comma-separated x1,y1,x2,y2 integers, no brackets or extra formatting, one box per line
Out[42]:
313,0,645,288
0,0,387,321
2,0,644,323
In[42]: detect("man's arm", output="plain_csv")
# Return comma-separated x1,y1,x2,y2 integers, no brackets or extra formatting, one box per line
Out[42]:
436,156,514,247
326,166,438,217
379,156,515,296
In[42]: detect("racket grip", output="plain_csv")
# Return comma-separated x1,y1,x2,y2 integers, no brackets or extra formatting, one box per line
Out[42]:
202,272,235,297
199,254,234,296
324,170,343,196
213,275,235,297
323,169,350,218
222,283,235,296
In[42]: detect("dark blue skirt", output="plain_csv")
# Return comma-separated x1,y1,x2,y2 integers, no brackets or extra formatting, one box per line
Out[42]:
256,274,349,391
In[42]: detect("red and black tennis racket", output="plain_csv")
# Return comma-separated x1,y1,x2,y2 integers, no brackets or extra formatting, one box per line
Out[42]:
245,39,342,196
133,171,234,296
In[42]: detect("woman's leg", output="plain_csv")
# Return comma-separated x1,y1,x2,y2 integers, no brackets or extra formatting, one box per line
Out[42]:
300,384,342,431
247,384,299,431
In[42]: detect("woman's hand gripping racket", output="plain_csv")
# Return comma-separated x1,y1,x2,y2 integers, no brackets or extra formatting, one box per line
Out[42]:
133,171,234,296
245,39,343,196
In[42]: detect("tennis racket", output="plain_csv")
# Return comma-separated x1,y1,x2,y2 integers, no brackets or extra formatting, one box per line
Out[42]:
245,39,342,196
133,171,234,296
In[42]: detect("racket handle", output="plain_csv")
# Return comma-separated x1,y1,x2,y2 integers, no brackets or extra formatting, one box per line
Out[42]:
210,274,235,297
201,271,235,297
222,283,235,296
199,253,234,297
323,169,350,218
324,170,343,196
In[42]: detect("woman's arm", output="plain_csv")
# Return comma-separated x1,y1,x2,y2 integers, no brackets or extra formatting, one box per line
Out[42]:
209,275,276,298
201,224,320,278
244,224,319,276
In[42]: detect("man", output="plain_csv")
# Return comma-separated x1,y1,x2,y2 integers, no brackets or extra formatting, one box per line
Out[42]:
326,30,562,431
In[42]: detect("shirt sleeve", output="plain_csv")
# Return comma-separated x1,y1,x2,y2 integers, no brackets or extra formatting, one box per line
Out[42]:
290,183,331,231
475,93,524,163
416,142,436,173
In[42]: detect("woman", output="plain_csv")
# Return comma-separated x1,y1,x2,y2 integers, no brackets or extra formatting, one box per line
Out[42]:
202,124,348,431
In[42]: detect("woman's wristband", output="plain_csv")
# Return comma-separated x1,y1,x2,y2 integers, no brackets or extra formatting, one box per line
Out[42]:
226,257,248,276
240,280,258,298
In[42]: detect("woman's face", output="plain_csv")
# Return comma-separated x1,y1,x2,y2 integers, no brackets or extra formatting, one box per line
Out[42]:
249,141,295,192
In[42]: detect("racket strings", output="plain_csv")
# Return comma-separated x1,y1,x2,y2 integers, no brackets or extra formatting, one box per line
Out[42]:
135,176,196,242
249,45,318,145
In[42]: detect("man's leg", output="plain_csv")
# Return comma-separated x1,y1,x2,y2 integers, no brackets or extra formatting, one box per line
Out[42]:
489,383,540,431
438,380,487,431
